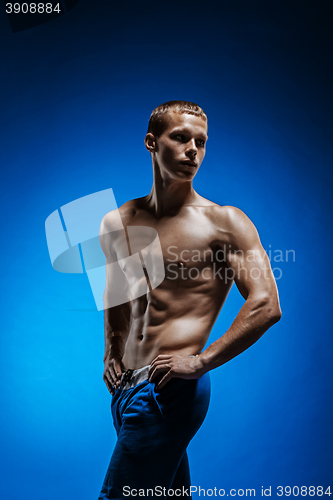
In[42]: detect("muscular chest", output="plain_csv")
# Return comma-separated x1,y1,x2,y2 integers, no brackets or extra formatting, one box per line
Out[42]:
118,211,226,287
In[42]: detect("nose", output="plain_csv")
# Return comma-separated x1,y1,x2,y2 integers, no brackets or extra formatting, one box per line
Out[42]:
186,139,197,159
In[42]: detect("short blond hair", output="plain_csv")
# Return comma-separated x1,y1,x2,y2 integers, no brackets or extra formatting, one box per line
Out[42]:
147,100,207,137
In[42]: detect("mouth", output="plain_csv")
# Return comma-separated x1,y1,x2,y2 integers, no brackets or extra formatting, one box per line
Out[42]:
180,161,197,167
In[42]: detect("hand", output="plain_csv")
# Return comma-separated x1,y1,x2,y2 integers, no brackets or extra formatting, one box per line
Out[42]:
148,354,205,391
103,356,124,395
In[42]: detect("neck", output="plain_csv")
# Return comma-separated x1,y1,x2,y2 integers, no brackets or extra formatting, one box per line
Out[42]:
146,163,199,217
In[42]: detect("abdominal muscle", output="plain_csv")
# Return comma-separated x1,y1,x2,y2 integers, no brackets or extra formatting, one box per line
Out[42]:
122,318,208,370
121,281,229,370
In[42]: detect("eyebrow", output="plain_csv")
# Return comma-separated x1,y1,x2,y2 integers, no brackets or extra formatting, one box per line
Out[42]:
171,127,208,141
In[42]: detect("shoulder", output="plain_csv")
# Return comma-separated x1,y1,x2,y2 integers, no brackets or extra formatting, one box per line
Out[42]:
100,196,146,235
193,194,250,225
206,205,260,247
99,208,123,236
206,204,251,226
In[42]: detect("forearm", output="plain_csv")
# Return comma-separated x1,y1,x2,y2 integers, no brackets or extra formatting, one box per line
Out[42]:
198,296,281,373
102,304,132,392
103,303,131,362
103,328,126,362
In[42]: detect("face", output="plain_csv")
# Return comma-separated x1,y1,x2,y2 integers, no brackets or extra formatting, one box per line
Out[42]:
146,111,208,181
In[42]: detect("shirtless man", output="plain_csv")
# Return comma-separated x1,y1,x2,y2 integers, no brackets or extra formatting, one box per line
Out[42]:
98,101,281,499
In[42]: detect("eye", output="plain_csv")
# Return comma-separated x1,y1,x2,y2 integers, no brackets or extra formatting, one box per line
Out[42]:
175,134,185,141
196,139,205,147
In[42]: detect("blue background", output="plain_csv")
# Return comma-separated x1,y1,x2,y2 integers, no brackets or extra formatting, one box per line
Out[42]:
0,1,332,498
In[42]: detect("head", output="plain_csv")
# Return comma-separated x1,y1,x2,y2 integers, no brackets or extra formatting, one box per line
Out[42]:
145,101,208,182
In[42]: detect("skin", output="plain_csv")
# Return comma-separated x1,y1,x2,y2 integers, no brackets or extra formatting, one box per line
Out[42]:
100,110,281,395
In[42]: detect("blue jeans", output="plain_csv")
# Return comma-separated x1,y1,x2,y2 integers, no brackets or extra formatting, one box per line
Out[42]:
98,370,211,499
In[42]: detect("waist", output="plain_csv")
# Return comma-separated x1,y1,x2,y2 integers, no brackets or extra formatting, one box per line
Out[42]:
122,329,207,369
119,355,197,390
119,365,150,390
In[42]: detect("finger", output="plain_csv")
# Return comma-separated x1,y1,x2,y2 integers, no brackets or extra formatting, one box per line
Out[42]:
104,370,114,389
107,367,119,390
113,360,123,379
103,374,114,395
149,364,171,380
148,359,173,378
109,364,118,385
156,370,172,391
150,354,172,365
149,356,172,377
149,364,171,382
110,361,123,387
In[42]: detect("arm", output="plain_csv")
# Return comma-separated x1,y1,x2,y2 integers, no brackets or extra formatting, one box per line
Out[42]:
149,207,281,388
198,207,281,372
100,213,132,394
103,303,131,395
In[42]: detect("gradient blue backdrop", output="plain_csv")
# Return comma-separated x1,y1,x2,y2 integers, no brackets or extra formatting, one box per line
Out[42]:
1,1,332,499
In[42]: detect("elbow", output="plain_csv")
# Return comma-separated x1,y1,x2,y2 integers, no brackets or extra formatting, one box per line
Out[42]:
265,298,282,325
256,294,282,325
270,304,282,324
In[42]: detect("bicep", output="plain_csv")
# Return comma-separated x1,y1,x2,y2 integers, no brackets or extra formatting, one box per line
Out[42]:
227,244,276,301
224,212,278,301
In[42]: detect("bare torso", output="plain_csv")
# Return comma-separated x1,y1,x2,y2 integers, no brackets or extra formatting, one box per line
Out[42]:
111,196,235,370
101,110,281,394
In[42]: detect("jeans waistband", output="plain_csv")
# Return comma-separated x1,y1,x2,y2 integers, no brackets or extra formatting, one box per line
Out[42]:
119,365,150,390
118,356,197,390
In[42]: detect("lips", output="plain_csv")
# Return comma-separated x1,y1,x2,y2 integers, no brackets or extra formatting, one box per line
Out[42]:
180,161,197,167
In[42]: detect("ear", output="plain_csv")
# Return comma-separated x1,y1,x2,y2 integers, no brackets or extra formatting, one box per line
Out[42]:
145,133,157,153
